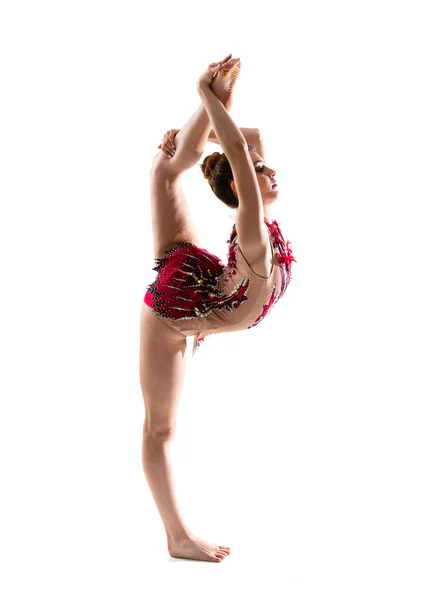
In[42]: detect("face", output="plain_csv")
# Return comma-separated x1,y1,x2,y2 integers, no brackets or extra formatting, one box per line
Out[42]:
230,150,279,205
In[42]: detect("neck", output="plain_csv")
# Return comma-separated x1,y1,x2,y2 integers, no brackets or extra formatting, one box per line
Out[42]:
263,205,274,222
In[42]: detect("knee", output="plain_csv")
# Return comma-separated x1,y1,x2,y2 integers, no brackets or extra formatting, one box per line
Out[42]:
143,421,176,443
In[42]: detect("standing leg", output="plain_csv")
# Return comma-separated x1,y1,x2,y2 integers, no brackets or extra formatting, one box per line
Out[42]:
139,303,231,561
139,302,191,542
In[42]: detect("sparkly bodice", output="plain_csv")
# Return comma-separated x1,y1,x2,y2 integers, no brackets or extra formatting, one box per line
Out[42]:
144,217,296,356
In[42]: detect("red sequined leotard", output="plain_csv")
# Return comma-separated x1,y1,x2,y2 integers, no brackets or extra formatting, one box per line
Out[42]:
144,217,296,356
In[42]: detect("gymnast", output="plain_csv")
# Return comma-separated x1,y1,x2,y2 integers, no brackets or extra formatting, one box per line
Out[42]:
139,54,296,562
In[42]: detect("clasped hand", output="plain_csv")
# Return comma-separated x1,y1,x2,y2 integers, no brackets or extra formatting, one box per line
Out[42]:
158,54,234,159
196,53,233,89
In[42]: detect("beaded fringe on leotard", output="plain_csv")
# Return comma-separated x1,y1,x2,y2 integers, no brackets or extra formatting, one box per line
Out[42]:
144,219,296,356
144,241,251,355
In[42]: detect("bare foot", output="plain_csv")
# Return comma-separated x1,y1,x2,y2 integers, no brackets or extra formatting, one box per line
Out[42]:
211,57,242,110
168,534,231,562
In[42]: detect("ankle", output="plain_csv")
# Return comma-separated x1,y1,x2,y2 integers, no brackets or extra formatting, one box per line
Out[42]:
168,528,194,545
224,97,233,111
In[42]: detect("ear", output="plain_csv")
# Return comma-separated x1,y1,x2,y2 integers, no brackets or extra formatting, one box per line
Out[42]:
230,180,237,195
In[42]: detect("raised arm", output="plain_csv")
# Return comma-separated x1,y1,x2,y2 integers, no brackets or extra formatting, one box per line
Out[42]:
197,81,269,255
208,127,265,159
197,83,246,155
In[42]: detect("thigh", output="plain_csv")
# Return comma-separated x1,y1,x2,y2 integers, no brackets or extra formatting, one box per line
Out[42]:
150,157,201,258
139,302,188,435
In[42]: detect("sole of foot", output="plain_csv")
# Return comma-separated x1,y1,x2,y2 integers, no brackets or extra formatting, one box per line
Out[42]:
211,58,242,107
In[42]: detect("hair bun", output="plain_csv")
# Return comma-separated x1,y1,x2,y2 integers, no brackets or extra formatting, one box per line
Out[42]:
201,152,221,180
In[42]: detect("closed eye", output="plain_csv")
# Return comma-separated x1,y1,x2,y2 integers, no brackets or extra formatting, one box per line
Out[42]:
256,166,265,173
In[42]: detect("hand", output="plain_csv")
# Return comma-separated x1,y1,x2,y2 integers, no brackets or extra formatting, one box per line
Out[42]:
196,53,233,89
157,129,180,158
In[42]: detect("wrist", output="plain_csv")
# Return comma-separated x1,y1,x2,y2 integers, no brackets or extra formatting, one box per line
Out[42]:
198,83,232,111
197,86,204,101
223,95,233,111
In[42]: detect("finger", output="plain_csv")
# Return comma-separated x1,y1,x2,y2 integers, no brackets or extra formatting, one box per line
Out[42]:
163,141,174,157
162,134,171,153
167,135,176,152
159,142,170,157
220,57,234,70
210,57,228,70
214,54,231,65
212,62,224,73
219,53,232,64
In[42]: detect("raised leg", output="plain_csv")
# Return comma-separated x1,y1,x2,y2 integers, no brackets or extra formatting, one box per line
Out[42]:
152,103,213,176
149,57,242,257
149,165,200,257
148,96,224,256
149,94,221,257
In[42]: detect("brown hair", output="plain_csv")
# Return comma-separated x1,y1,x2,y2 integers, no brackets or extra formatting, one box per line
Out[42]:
200,144,255,209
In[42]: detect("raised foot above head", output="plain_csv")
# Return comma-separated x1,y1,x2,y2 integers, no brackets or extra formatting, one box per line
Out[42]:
210,58,242,109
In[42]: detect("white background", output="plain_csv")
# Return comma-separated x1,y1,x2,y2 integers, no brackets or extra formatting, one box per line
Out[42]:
1,0,423,597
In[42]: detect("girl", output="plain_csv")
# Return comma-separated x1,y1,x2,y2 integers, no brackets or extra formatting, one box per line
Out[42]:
140,55,295,562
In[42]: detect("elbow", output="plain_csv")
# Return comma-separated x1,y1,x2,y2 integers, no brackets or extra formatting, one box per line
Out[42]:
245,130,261,152
225,138,249,162
253,129,262,149
232,137,249,153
